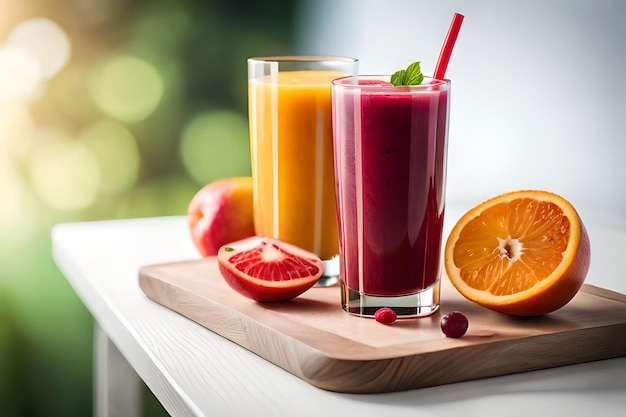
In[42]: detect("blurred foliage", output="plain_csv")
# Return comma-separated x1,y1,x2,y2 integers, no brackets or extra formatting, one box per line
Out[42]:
0,0,297,415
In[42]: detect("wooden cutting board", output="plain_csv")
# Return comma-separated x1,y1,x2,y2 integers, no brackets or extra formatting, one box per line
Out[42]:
138,258,626,394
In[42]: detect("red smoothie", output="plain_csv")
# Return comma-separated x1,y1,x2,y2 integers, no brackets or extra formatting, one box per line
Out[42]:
332,77,449,296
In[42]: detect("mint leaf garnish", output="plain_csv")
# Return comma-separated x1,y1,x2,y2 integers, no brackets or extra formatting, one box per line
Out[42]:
390,61,424,86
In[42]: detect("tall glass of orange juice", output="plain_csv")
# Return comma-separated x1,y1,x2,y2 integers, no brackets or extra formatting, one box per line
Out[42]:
248,56,358,284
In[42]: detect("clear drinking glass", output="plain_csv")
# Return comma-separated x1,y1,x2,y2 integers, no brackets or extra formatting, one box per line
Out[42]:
248,56,358,285
331,75,450,317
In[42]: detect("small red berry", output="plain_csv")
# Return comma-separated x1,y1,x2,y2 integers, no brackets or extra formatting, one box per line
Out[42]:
440,311,468,338
374,307,397,324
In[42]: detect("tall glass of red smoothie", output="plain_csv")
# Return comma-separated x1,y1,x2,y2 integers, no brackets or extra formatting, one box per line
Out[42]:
331,75,450,318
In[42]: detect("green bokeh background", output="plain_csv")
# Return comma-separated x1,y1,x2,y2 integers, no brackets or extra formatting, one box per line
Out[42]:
0,0,296,415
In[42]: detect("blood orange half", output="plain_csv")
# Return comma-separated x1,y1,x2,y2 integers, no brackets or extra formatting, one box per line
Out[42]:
217,236,324,302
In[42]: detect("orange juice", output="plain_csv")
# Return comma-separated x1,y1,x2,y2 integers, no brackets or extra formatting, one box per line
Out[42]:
248,70,347,260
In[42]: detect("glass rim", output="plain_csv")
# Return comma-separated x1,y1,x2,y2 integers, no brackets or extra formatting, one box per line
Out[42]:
248,55,359,64
332,75,450,90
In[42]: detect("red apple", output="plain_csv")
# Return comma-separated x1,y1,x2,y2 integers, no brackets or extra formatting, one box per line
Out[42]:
188,177,255,257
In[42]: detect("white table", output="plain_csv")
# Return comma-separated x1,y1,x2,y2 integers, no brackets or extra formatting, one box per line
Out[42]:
51,207,626,417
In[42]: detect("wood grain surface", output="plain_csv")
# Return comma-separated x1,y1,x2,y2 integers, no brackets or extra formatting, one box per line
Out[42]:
138,258,626,394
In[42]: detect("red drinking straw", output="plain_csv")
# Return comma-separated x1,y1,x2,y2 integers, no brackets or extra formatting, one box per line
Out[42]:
433,13,465,80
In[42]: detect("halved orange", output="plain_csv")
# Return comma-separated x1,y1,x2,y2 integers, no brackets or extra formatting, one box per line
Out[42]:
444,190,591,316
